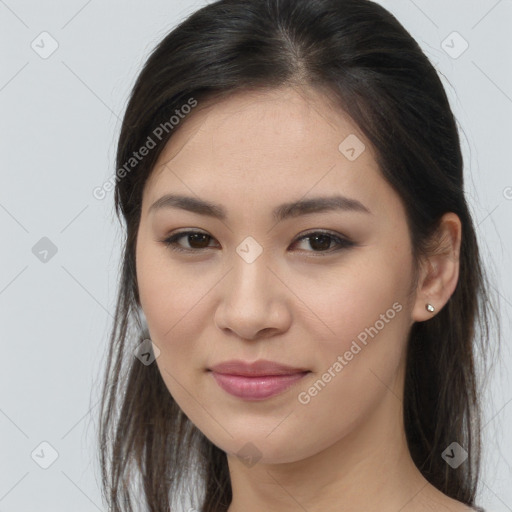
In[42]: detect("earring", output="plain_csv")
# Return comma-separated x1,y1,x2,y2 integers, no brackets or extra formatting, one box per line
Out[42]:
426,303,435,313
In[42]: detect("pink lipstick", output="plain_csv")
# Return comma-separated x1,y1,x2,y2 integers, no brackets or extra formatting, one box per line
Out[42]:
208,359,310,401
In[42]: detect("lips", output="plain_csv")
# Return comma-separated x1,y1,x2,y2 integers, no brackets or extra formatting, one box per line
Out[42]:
209,359,309,376
208,359,310,400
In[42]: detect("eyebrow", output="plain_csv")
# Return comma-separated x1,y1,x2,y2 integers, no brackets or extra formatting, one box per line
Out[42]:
148,193,371,222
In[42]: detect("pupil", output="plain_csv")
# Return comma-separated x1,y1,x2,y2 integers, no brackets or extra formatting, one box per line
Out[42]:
189,233,209,248
310,234,331,251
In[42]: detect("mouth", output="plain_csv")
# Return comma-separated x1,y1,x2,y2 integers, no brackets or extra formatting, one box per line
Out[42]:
207,359,311,401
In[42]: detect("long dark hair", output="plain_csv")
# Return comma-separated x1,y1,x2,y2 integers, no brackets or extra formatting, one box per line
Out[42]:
98,0,499,510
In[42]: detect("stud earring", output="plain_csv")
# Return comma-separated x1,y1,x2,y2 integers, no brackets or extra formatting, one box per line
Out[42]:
426,303,435,313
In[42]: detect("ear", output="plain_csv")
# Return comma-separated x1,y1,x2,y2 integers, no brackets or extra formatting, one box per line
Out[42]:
411,212,462,322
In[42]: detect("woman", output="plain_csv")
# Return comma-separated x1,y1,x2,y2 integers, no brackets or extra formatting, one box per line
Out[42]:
98,1,498,510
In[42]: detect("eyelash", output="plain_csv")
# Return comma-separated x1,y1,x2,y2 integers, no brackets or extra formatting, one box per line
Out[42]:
160,229,355,255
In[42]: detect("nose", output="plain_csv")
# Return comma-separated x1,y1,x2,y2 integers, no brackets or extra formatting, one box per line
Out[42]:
213,250,292,341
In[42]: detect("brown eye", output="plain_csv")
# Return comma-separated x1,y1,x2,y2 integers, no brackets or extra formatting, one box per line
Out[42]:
305,233,333,251
291,231,355,253
183,233,212,249
162,231,218,252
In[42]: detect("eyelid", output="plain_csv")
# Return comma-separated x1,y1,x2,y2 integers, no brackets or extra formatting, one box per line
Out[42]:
160,228,355,255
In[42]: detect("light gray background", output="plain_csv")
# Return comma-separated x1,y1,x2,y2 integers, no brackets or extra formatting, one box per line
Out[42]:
0,1,511,510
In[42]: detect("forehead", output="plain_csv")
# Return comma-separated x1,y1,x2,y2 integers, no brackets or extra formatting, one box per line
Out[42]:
142,86,396,219
152,86,369,172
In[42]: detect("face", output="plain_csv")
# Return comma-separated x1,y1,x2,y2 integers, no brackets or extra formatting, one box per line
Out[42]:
135,86,417,464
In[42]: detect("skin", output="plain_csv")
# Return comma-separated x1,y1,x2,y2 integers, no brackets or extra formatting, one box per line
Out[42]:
135,85,468,512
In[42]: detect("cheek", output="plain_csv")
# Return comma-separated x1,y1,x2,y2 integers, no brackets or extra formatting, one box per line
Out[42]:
137,255,214,408
291,247,413,407
136,241,210,359
300,245,413,350
269,263,412,462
